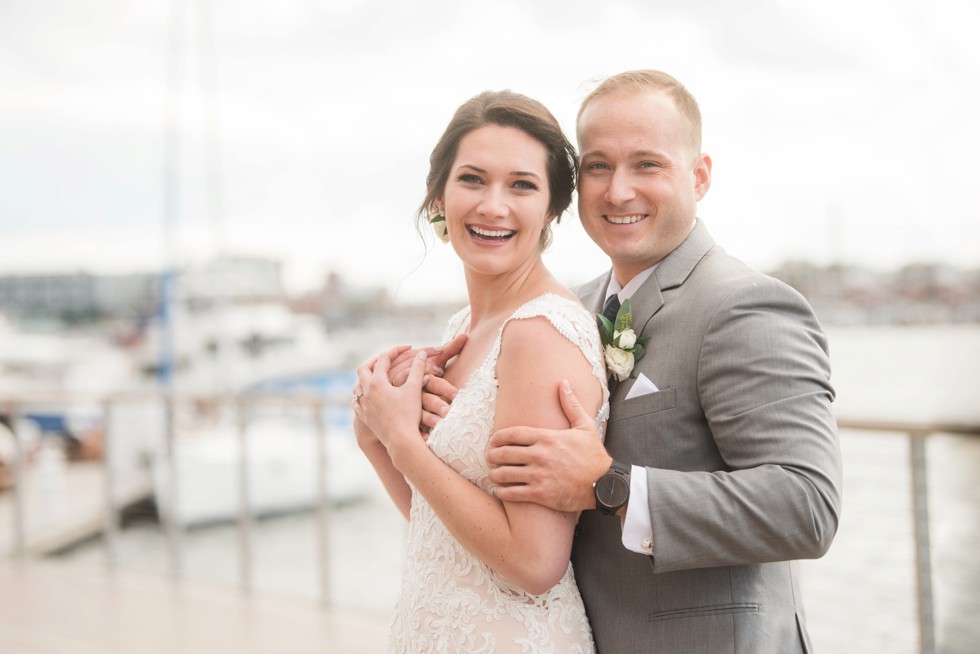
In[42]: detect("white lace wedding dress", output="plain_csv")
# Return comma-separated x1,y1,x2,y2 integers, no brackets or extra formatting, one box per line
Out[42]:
388,293,610,654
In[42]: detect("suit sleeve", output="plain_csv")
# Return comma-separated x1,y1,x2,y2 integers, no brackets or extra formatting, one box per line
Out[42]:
645,277,842,572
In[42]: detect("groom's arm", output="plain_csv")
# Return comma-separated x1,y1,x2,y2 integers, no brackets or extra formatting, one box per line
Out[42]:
486,381,611,513
487,382,663,561
643,278,842,572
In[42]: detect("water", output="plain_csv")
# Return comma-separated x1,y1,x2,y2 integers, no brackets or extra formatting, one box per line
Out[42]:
826,324,979,425
806,325,980,653
55,325,980,653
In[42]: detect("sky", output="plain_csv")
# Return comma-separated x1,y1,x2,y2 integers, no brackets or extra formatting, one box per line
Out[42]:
1,0,978,304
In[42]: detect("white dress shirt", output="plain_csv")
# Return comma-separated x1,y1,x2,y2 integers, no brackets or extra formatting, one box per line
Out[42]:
603,266,657,556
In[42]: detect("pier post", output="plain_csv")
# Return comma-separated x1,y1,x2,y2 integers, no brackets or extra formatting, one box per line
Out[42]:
313,399,332,607
909,431,935,654
8,406,26,561
101,399,118,569
162,392,182,578
236,397,254,593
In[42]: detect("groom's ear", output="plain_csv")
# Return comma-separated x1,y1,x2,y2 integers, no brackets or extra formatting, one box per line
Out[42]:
693,153,712,201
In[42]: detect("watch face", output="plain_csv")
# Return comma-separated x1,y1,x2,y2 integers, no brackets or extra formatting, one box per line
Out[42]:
596,474,629,509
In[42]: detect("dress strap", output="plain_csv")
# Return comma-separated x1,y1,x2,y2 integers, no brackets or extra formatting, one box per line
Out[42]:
489,293,610,426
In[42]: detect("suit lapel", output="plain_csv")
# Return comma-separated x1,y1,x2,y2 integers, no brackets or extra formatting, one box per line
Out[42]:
630,277,664,335
633,219,716,335
583,221,716,403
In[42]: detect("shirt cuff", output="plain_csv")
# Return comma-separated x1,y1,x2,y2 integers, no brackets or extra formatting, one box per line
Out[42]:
621,465,654,555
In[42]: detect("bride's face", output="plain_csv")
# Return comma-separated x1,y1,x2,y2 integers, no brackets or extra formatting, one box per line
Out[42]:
441,124,553,278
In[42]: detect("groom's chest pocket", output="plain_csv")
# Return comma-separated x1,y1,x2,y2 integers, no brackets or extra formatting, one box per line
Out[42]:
606,389,677,459
610,388,676,424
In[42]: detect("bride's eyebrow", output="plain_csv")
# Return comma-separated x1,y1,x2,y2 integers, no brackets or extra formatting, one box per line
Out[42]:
455,164,541,180
511,171,542,180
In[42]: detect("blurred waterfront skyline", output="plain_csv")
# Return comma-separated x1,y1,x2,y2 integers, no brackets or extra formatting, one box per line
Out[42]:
2,0,978,303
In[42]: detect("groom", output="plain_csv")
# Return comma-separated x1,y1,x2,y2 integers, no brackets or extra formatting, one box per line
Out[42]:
403,70,842,652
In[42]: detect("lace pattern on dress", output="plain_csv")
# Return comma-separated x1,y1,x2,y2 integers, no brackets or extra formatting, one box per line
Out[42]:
388,293,609,654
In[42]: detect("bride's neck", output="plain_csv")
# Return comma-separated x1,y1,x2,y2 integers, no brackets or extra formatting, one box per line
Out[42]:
464,260,552,326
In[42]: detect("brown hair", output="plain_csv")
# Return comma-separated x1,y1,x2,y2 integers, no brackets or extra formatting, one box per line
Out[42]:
418,90,577,249
577,70,703,153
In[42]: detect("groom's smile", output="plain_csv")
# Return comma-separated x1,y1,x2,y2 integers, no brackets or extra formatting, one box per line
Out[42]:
604,214,647,225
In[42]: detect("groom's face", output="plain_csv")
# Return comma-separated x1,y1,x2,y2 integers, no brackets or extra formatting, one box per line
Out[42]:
576,88,711,284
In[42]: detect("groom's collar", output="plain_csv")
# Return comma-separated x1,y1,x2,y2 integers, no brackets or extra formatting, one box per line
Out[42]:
618,219,716,333
603,264,658,305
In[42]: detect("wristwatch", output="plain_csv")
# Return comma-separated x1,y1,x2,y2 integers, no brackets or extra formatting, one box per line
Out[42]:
594,460,631,516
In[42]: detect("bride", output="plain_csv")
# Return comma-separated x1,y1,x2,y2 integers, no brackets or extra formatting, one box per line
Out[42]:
352,90,608,653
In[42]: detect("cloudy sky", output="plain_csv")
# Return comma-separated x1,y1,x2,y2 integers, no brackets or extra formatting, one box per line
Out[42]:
2,0,977,303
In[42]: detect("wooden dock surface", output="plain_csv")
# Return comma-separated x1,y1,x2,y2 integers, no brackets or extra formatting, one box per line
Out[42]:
0,560,389,654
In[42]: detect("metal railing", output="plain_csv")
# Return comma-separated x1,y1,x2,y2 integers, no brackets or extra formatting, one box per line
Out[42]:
4,396,979,651
835,417,980,654
2,390,349,606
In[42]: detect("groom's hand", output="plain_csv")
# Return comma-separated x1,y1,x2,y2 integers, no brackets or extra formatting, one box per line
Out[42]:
385,333,466,432
387,333,467,386
486,380,611,513
420,376,459,431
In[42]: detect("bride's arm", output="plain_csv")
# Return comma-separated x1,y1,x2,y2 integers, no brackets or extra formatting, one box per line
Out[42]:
356,318,602,595
354,336,466,520
354,417,412,520
353,348,416,520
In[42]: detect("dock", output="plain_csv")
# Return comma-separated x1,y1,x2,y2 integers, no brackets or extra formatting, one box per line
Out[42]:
0,559,389,654
0,459,151,557
0,450,392,653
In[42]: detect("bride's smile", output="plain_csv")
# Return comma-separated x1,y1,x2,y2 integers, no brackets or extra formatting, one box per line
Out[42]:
466,224,517,242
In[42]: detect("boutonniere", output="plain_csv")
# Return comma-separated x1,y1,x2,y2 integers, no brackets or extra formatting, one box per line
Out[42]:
597,299,649,382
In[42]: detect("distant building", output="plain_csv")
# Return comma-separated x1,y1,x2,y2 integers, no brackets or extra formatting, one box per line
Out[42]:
0,256,285,325
769,261,980,324
2,258,976,328
0,272,156,324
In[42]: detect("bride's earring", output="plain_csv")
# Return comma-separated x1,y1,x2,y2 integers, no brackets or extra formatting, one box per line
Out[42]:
428,207,449,243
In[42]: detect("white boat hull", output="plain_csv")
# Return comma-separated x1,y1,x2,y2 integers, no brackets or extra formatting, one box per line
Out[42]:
152,416,370,527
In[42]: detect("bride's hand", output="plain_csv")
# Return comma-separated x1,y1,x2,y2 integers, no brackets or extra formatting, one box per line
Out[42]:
353,346,427,454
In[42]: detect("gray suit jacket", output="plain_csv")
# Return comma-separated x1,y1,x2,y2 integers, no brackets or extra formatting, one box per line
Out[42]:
571,220,842,654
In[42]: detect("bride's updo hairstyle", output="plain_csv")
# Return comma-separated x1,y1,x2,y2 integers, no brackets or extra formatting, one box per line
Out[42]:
418,90,577,250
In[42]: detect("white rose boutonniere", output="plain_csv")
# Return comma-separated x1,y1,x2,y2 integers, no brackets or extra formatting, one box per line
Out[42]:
616,328,637,349
603,345,635,381
597,299,649,382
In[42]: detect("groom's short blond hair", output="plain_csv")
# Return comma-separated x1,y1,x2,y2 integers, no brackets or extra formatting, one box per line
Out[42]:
577,70,703,153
